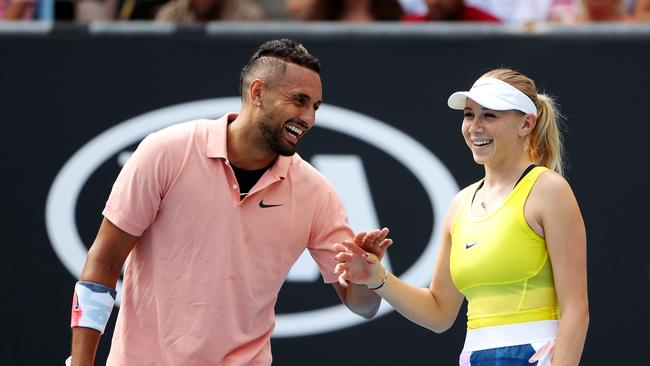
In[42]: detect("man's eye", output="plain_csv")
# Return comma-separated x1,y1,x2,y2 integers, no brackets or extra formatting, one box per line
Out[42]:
464,112,473,118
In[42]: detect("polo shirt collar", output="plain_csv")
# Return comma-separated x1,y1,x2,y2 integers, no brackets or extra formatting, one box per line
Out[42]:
269,154,291,180
206,113,235,159
207,113,292,180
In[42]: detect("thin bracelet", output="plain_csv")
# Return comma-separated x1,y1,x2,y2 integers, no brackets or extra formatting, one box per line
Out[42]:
369,268,389,291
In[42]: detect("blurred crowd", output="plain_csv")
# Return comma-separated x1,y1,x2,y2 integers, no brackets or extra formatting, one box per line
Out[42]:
1,0,649,24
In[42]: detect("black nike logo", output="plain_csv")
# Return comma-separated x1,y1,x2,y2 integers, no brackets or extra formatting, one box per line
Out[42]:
259,200,283,208
465,242,478,249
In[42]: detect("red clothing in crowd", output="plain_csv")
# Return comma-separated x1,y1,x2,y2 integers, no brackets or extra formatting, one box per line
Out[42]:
403,5,501,22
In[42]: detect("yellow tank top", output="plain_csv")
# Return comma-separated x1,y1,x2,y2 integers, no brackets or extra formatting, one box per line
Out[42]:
450,167,560,329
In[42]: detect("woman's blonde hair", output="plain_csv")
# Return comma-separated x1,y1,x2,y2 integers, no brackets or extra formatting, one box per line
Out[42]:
482,68,565,176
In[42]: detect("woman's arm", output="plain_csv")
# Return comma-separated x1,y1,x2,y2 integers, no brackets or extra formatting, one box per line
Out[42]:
532,172,589,366
335,190,467,333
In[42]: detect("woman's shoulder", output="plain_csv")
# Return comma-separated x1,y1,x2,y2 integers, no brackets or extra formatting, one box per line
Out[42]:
446,182,481,221
533,169,573,196
529,169,578,216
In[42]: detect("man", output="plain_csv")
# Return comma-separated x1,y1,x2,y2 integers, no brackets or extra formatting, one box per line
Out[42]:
68,39,392,366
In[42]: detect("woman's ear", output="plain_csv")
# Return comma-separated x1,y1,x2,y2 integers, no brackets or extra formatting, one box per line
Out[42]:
519,113,538,138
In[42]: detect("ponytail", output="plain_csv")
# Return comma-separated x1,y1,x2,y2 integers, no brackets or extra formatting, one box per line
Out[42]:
482,68,566,176
529,93,564,176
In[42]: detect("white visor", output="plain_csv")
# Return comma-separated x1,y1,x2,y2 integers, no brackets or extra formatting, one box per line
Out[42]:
447,77,537,115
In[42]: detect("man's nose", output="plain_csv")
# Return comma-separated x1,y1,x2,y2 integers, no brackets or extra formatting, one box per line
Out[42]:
301,107,316,126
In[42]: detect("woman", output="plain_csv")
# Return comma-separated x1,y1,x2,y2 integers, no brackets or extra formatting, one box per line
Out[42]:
335,69,589,365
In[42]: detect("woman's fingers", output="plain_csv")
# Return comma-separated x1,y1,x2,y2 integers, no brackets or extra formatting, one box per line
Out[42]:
338,271,349,288
363,252,380,264
335,252,353,262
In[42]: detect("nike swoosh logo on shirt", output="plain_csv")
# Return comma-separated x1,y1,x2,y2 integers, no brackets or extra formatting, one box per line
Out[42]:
465,242,478,249
259,200,283,208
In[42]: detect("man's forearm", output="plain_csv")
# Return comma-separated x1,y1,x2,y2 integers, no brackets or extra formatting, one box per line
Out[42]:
71,327,101,366
343,283,382,319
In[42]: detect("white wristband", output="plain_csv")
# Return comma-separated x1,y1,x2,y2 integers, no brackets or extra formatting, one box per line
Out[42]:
70,281,116,334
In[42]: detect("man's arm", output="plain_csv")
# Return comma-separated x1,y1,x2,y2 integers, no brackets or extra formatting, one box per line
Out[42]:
71,218,138,366
332,229,393,319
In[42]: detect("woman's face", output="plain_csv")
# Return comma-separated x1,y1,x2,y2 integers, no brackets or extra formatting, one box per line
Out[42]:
461,98,526,167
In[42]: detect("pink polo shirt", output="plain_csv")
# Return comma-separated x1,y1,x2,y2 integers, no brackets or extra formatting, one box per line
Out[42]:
103,114,351,366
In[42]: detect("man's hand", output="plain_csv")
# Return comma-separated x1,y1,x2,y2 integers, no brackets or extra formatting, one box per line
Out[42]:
334,228,393,288
353,228,393,261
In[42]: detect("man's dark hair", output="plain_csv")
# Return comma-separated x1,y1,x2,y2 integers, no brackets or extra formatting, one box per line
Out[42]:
239,39,320,97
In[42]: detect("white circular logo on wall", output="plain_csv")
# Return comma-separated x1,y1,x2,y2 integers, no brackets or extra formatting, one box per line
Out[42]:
45,97,458,338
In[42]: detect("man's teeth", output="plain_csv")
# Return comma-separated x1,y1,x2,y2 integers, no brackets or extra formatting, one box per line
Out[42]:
474,140,492,146
286,124,304,137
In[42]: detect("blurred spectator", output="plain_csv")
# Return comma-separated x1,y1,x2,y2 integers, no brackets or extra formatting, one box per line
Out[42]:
300,0,404,21
580,0,631,21
464,0,581,24
536,0,582,23
75,0,117,22
466,0,552,23
405,0,500,22
397,0,428,16
546,0,634,23
1,0,35,19
466,0,636,24
156,0,265,23
636,0,650,20
254,0,285,18
285,0,315,19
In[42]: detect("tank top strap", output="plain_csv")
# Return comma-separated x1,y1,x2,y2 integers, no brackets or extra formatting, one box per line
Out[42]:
510,166,551,202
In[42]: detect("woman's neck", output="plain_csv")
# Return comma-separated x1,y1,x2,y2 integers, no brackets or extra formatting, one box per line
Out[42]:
482,159,534,190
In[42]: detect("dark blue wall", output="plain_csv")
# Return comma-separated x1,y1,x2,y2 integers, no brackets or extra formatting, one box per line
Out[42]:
1,25,648,365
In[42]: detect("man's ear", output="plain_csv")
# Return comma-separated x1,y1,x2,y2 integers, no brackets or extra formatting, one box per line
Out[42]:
249,79,264,107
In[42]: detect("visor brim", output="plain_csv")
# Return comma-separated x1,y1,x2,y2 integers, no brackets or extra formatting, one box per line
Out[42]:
447,91,521,112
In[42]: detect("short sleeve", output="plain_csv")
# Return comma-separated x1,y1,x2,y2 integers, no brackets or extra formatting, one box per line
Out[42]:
102,131,174,236
308,183,354,284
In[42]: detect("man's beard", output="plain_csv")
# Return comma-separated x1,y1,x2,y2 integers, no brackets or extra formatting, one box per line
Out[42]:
257,118,298,157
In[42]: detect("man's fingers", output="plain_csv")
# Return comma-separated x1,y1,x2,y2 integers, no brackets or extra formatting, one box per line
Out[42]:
363,230,381,243
363,227,390,247
378,227,390,240
378,239,393,249
353,231,366,244
334,262,346,275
